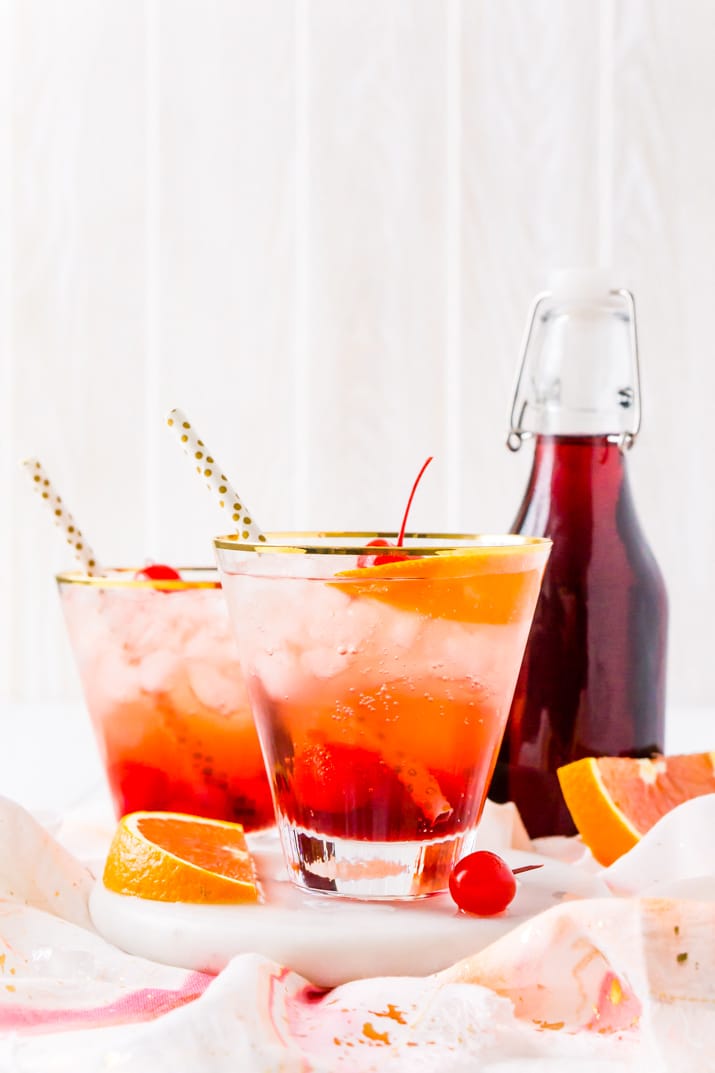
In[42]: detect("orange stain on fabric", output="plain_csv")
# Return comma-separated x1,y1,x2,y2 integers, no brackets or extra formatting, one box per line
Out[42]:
362,1022,390,1045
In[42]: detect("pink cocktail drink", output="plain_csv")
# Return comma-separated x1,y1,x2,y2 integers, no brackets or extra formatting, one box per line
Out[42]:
58,569,274,828
215,534,550,897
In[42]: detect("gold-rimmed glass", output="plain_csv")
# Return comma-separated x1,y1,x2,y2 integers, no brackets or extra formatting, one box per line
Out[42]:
214,531,548,556
214,532,551,898
57,566,274,829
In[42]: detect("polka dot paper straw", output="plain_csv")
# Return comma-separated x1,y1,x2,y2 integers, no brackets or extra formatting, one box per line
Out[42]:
166,409,267,544
22,458,102,575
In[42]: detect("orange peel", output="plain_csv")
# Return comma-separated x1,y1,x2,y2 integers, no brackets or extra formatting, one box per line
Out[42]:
103,811,261,904
334,547,548,624
558,752,715,866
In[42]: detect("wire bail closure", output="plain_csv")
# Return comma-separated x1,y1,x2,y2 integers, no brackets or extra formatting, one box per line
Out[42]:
506,288,642,454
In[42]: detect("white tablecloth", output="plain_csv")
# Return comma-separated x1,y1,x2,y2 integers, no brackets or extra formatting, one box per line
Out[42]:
1,701,714,1071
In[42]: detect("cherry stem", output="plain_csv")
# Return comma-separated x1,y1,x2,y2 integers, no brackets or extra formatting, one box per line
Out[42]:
512,864,544,875
397,456,434,547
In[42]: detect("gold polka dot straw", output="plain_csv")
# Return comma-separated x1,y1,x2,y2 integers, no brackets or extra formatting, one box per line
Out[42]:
166,409,267,544
21,458,102,575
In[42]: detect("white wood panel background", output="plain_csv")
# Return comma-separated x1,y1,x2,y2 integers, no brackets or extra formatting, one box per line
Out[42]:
1,0,714,717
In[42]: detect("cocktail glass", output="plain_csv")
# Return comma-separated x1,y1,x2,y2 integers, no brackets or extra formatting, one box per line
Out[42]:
214,533,551,898
57,568,274,829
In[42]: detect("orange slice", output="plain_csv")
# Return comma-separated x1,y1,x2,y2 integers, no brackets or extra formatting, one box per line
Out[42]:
557,752,715,866
103,811,261,904
334,547,548,624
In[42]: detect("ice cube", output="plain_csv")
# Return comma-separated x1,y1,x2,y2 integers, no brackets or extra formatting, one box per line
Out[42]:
300,644,354,680
383,604,423,653
253,645,302,702
186,658,248,715
137,650,181,695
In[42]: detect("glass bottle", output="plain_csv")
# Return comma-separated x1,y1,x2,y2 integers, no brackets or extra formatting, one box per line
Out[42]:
491,269,668,837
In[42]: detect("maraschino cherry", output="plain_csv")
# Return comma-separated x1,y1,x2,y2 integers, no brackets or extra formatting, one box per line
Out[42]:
135,563,182,591
449,850,543,916
358,456,434,567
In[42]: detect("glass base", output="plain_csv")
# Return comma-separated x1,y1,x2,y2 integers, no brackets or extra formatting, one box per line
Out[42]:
278,823,476,899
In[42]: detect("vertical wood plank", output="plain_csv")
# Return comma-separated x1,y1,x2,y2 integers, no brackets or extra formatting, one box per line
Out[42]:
445,0,462,528
0,0,14,699
303,0,449,533
11,0,146,698
459,0,602,536
144,0,161,556
156,0,296,558
293,0,309,526
612,0,715,707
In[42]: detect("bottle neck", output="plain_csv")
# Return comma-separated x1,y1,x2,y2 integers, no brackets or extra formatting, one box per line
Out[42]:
514,435,633,533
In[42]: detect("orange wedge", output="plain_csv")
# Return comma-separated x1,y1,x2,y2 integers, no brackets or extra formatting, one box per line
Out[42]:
557,752,715,866
103,811,261,904
334,547,549,624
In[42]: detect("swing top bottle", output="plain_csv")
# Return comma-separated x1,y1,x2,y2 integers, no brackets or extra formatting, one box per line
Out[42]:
495,269,668,838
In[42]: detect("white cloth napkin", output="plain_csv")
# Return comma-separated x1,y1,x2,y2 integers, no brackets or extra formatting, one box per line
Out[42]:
0,794,714,1071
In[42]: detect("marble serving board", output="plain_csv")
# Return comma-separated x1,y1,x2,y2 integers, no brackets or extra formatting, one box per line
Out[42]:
89,833,609,988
